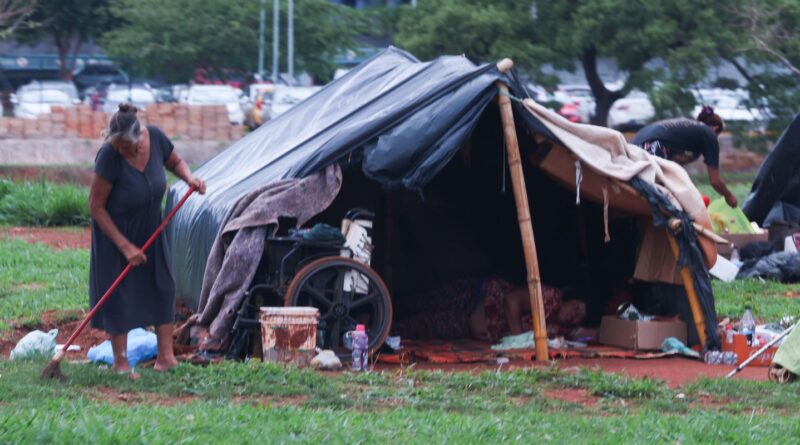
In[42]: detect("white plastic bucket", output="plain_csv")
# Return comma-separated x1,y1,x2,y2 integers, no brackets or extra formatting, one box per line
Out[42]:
260,307,319,366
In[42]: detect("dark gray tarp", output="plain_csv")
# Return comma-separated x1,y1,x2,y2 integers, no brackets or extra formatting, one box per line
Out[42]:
167,47,504,307
743,113,800,226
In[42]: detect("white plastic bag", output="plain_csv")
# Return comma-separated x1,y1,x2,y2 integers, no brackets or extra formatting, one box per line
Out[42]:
10,329,58,360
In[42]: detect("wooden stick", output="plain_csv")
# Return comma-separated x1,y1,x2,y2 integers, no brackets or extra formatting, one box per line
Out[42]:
666,228,709,347
495,61,548,361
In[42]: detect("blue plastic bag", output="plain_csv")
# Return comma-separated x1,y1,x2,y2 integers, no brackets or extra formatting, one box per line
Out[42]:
87,328,157,367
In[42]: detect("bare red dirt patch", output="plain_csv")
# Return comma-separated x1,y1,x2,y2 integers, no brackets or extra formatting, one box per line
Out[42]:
2,226,90,250
543,388,599,407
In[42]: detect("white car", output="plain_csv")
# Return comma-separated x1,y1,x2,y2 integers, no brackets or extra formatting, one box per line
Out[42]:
269,86,322,117
607,90,655,128
12,81,80,119
102,85,157,113
692,89,769,123
186,85,245,125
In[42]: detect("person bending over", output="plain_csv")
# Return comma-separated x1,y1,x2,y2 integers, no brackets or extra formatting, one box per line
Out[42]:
632,106,738,207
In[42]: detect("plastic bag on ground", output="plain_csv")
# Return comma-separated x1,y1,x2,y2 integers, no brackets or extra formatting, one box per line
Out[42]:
737,252,800,283
10,329,58,360
310,350,342,370
708,198,756,234
87,328,157,367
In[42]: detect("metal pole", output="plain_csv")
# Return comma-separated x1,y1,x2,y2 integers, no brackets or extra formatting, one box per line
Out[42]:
272,0,280,83
287,0,294,83
258,0,266,78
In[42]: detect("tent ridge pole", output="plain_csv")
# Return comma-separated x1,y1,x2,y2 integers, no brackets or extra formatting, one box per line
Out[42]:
495,58,549,362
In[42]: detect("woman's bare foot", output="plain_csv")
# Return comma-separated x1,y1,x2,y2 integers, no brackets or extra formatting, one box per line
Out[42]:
153,356,179,372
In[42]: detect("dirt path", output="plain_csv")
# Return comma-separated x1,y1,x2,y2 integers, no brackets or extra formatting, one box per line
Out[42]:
376,357,768,386
1,226,91,250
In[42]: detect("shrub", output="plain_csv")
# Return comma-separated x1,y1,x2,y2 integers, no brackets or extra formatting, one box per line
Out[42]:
0,180,89,226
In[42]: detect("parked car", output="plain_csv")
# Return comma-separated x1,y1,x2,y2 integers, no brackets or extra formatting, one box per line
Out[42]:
607,90,655,129
559,84,595,122
547,90,583,123
72,64,129,96
12,80,81,119
269,86,322,117
102,84,157,113
692,89,770,124
186,85,245,125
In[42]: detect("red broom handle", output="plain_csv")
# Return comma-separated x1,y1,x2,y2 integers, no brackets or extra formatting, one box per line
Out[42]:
60,185,197,351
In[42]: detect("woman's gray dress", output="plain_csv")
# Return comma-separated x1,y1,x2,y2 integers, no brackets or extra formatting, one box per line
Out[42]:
89,126,176,334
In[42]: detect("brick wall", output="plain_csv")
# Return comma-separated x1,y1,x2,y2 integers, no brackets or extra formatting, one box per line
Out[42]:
0,104,245,141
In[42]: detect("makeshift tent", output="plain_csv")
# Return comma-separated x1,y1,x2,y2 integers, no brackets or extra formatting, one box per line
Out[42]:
743,113,800,227
167,47,722,357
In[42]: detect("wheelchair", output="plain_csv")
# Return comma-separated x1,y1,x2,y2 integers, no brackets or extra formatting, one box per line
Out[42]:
227,210,393,360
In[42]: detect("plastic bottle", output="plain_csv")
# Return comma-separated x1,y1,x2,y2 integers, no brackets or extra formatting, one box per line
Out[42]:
725,324,734,345
349,324,369,372
731,244,742,266
741,307,756,347
704,350,722,365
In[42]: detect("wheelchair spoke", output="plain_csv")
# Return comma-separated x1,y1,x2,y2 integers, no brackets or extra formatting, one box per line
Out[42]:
302,283,333,307
349,289,379,311
330,318,341,350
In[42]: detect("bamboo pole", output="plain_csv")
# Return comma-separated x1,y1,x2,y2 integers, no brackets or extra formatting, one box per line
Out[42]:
495,58,548,362
666,219,709,347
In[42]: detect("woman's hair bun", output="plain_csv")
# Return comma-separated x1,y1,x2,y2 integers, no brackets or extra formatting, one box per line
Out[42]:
117,103,138,114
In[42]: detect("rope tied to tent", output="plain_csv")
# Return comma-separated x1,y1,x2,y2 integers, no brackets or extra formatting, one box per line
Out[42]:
497,90,525,104
574,160,583,205
602,184,611,243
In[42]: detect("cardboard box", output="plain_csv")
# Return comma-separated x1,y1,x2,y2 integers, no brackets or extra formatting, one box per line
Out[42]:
720,332,778,367
716,233,769,258
599,316,687,351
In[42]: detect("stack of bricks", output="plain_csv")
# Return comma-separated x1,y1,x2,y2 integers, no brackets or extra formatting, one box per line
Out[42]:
0,104,245,140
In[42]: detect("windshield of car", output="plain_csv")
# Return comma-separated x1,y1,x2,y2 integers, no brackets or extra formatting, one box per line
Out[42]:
19,89,71,104
188,88,238,104
106,88,156,103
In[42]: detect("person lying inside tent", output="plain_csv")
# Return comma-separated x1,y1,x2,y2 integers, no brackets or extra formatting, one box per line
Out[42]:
391,278,586,343
632,106,738,208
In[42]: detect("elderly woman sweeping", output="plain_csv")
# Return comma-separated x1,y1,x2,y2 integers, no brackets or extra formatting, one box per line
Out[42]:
88,103,206,375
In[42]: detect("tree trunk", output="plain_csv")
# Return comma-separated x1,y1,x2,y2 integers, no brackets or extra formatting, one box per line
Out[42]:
582,46,623,127
54,33,77,81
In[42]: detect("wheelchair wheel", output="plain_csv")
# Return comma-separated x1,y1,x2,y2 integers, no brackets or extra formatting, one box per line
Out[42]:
284,256,392,357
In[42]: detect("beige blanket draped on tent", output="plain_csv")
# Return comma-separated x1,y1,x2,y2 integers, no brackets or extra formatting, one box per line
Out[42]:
521,99,716,284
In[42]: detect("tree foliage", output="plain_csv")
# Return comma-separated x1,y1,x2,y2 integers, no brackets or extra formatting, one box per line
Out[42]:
0,0,37,39
16,0,115,79
102,0,365,83
396,1,756,126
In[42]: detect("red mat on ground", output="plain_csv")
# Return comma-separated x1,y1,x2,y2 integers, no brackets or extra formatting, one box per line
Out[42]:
376,339,676,365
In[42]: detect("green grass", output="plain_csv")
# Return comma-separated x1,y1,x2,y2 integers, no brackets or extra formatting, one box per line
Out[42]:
1,359,799,444
713,280,800,322
0,239,89,330
692,171,755,206
0,179,90,226
2,221,800,442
